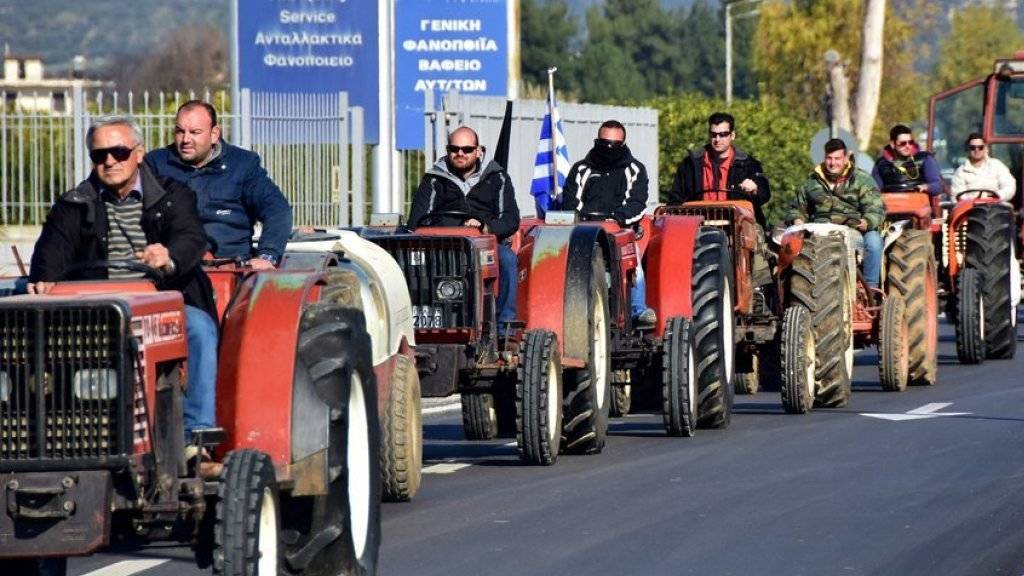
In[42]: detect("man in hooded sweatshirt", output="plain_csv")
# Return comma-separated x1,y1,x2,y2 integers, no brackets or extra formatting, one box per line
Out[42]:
871,123,942,196
788,138,885,288
563,120,657,328
408,126,521,330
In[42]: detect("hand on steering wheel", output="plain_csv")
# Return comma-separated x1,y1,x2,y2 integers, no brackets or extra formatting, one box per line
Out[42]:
953,189,1001,201
416,210,484,231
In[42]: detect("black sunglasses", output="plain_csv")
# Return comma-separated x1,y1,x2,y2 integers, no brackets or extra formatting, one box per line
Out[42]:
709,130,733,139
895,139,915,147
968,144,986,151
594,138,624,149
90,145,137,165
446,144,477,155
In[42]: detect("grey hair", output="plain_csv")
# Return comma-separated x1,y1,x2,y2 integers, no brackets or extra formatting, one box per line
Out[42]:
86,115,145,151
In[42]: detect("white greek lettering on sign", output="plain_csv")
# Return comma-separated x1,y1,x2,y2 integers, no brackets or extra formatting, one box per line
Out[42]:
255,31,363,46
401,38,500,52
414,79,488,92
279,10,337,24
263,53,356,67
418,19,483,32
417,59,483,72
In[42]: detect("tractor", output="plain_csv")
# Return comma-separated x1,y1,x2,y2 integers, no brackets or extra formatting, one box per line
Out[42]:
282,229,423,502
0,260,381,575
533,209,735,436
361,209,609,465
927,54,1024,363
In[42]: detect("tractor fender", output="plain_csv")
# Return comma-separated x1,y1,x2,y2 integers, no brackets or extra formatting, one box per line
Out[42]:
644,215,701,337
217,271,325,471
881,219,910,283
946,198,1004,278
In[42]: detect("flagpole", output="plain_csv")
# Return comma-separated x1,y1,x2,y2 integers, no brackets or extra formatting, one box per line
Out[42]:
547,67,560,200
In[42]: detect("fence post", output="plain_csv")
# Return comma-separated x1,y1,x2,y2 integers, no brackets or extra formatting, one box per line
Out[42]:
338,92,350,228
351,106,365,226
238,88,252,150
72,84,86,184
423,89,435,168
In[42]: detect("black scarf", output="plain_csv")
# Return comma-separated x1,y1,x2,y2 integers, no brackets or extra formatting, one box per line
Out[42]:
588,144,632,170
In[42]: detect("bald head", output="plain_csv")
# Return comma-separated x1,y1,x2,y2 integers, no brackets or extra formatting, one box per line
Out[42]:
448,126,479,147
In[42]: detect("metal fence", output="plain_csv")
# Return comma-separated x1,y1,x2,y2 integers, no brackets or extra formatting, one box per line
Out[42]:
423,90,660,217
0,87,365,228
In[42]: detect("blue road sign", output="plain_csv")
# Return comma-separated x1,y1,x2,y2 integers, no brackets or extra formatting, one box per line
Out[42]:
237,0,380,142
395,0,509,150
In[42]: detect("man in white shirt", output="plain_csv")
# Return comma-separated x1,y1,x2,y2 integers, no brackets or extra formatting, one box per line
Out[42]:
950,132,1017,201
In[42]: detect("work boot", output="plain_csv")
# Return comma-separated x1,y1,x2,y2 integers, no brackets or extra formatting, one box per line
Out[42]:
634,308,657,329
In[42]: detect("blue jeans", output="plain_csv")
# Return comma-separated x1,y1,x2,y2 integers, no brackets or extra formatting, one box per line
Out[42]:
497,244,517,325
631,259,650,317
861,230,882,288
184,305,218,441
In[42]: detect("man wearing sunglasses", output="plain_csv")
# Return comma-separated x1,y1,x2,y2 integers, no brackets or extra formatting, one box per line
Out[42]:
563,120,657,328
950,132,1016,201
28,116,219,463
407,126,520,330
871,124,942,196
145,100,292,270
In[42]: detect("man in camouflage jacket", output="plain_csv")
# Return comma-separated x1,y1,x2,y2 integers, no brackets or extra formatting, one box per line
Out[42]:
786,138,885,288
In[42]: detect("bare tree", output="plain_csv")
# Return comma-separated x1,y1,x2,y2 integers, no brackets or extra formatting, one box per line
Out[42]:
109,23,228,94
853,0,885,150
825,49,853,135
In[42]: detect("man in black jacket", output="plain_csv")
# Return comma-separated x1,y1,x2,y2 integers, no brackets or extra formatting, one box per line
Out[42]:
668,111,773,287
408,126,520,328
563,120,656,328
29,116,219,451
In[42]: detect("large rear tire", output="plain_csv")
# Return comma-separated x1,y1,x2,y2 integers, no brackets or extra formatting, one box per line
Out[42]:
562,250,611,455
885,229,939,385
381,354,422,502
662,317,698,436
955,268,986,364
692,227,735,429
517,329,563,465
965,204,1017,358
279,304,381,575
879,296,910,392
780,306,815,414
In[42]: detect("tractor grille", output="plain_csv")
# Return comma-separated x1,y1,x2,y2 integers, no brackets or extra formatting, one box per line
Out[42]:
666,205,737,238
0,303,130,465
370,236,477,329
954,222,968,266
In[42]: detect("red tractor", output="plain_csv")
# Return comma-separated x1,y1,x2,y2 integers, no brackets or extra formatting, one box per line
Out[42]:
530,209,735,436
0,260,381,575
927,55,1024,363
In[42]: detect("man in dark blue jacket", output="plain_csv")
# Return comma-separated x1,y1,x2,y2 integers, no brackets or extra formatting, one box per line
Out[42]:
144,101,292,269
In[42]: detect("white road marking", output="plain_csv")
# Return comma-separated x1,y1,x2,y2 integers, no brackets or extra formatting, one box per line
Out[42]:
422,462,473,474
860,402,971,422
81,559,170,576
422,403,461,415
503,441,517,447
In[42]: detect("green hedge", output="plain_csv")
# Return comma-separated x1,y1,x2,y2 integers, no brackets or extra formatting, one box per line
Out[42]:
643,94,821,225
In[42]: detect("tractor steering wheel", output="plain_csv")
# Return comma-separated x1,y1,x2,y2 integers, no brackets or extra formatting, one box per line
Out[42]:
954,188,1001,201
881,183,924,194
701,187,755,201
580,211,622,224
58,259,164,282
416,210,480,229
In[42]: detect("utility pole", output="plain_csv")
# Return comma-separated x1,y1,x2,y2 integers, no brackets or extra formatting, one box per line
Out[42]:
725,0,762,106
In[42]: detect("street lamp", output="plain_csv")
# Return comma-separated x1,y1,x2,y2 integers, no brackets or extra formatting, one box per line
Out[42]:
725,0,762,106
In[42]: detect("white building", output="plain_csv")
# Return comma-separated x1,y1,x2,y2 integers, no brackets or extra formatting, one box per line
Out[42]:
1,53,112,113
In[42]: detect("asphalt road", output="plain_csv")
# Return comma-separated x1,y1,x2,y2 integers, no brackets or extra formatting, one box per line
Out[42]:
70,321,1024,576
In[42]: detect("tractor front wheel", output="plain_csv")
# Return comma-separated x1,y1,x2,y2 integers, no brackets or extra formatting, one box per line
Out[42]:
381,354,422,502
879,297,910,392
517,329,563,465
214,450,281,576
662,317,698,437
780,306,815,414
955,268,986,364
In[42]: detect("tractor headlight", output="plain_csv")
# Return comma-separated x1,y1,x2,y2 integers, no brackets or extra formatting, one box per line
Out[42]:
435,279,465,301
73,369,118,401
0,372,10,403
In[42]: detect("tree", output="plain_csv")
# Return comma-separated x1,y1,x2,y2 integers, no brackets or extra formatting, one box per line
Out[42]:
853,0,885,150
109,23,229,93
754,0,938,150
935,6,1024,90
520,0,580,92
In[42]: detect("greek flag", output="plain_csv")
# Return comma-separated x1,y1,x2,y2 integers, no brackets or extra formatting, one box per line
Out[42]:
530,88,571,216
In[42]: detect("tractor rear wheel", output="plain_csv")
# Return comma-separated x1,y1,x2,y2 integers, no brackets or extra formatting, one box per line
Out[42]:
780,306,815,414
517,329,563,465
965,204,1017,359
692,227,736,429
885,229,939,385
214,450,281,576
662,317,698,436
0,559,66,576
461,393,498,440
734,351,759,395
955,268,986,364
562,250,611,455
381,354,422,502
276,304,380,575
784,234,851,409
879,296,910,392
